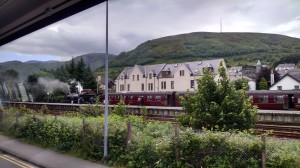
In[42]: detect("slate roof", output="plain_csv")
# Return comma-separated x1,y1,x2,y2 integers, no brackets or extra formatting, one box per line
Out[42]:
184,58,224,76
287,69,300,82
276,63,296,69
118,58,225,79
118,67,133,79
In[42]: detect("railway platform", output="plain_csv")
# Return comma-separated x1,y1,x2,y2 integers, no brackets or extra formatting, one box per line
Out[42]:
0,135,108,168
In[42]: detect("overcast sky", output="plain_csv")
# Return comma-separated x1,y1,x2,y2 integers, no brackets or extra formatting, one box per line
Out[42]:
0,0,300,62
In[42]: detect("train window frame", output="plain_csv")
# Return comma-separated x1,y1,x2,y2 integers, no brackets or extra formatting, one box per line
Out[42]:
273,95,284,103
129,96,133,100
147,96,153,101
155,96,161,101
258,95,268,103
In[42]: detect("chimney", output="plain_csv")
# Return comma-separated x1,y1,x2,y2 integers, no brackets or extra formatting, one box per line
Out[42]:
271,69,275,85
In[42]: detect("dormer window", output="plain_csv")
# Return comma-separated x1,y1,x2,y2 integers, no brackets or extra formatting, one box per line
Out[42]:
149,73,152,79
180,70,184,76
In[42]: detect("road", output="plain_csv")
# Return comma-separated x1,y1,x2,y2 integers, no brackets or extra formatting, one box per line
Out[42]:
0,152,38,168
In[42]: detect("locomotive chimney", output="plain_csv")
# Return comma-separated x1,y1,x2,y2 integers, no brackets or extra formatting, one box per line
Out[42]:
271,69,275,85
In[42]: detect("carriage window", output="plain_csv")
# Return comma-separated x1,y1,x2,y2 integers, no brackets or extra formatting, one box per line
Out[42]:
116,96,120,100
129,96,133,100
147,96,153,101
155,96,161,101
259,95,268,103
108,96,111,100
274,96,284,103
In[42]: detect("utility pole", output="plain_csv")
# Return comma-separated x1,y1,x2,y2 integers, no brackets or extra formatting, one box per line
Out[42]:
104,0,109,157
220,18,222,33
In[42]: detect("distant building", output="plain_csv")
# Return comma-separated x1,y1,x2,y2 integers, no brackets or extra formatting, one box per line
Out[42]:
270,69,300,90
230,76,256,91
97,76,115,93
115,59,227,93
228,66,242,78
275,63,296,78
233,60,268,80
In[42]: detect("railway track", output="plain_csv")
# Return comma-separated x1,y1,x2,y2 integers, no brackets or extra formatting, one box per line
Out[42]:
255,123,300,139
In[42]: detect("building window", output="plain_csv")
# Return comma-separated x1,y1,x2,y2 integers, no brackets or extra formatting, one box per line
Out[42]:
295,85,299,90
127,84,130,91
132,75,135,81
277,86,282,90
149,73,152,79
191,80,194,88
120,84,124,91
171,81,174,89
161,81,166,89
148,83,153,91
137,75,139,81
141,83,144,91
180,70,185,76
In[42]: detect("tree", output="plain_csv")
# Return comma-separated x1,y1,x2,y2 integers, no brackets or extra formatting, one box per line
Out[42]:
76,57,86,82
178,62,257,131
66,57,76,79
82,66,97,90
259,77,267,90
1,69,19,80
256,67,280,89
233,78,249,90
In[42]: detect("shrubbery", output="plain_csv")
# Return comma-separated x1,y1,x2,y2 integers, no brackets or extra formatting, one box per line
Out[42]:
1,107,300,167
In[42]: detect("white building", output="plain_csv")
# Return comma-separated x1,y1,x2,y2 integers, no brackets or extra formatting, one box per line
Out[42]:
115,59,227,93
275,63,296,78
270,69,300,90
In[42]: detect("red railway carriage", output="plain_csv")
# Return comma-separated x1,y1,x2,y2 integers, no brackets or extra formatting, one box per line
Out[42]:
103,91,182,107
247,90,300,110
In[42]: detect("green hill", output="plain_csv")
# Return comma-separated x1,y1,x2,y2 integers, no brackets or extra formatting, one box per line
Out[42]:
0,53,116,80
101,32,300,79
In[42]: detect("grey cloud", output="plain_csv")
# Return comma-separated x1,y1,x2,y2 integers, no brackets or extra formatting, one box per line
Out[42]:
1,0,300,60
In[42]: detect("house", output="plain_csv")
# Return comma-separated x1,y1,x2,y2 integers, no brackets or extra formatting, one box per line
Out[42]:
96,76,116,93
228,66,242,79
115,59,226,93
269,69,300,90
275,63,296,78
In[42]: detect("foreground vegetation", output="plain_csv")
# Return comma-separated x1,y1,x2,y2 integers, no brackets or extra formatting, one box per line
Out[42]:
0,106,300,167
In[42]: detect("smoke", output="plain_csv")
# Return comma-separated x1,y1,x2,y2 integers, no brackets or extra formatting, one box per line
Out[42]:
38,77,70,93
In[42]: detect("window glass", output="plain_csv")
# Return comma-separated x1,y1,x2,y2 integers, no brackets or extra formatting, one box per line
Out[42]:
259,95,268,103
274,95,283,103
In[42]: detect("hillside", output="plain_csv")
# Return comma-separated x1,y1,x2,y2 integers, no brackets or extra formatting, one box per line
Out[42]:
0,53,116,80
103,32,300,79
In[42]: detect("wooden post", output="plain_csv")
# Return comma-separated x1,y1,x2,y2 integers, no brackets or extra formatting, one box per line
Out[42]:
261,134,266,168
175,123,179,163
126,122,132,151
15,112,19,124
82,117,86,139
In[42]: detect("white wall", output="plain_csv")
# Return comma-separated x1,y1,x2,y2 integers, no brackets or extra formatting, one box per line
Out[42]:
270,75,300,90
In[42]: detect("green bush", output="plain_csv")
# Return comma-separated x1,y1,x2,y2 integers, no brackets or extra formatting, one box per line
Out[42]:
2,107,300,167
